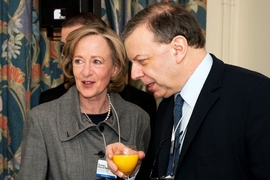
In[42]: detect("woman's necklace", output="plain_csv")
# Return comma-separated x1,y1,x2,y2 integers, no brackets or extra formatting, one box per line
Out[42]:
80,94,111,123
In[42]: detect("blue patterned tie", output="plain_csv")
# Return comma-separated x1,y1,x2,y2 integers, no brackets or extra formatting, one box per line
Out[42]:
166,94,184,177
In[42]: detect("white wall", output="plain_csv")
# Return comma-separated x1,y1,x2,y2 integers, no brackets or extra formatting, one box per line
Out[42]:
206,0,270,77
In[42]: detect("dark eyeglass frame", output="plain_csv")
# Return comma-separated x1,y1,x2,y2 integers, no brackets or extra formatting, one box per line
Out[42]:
60,43,65,56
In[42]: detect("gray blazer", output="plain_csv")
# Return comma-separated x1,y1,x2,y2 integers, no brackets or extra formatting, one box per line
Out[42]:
18,86,151,180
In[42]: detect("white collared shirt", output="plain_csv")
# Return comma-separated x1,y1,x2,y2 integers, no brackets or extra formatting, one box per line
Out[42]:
175,53,213,150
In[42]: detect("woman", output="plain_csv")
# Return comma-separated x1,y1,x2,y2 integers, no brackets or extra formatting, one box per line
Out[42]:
18,24,151,180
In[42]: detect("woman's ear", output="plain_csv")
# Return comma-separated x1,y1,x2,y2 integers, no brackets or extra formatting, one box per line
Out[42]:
171,35,188,63
111,65,119,77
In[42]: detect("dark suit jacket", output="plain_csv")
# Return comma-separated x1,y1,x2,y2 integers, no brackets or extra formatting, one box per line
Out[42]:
39,83,156,129
136,54,270,179
39,83,68,104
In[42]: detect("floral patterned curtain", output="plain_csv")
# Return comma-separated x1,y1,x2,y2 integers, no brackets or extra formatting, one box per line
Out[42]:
1,0,36,178
0,0,206,179
0,0,61,178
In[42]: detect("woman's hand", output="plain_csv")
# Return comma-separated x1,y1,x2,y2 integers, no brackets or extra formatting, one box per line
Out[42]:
106,142,145,178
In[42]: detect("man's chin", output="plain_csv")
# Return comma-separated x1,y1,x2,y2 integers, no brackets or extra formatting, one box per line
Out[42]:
153,91,164,99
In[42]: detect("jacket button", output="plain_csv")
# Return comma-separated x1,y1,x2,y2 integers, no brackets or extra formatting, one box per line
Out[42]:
95,151,105,158
99,126,104,132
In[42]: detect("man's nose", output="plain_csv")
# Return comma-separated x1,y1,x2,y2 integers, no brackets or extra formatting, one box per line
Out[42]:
131,63,143,80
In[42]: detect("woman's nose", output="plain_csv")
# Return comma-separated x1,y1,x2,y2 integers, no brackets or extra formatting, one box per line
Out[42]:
82,63,92,76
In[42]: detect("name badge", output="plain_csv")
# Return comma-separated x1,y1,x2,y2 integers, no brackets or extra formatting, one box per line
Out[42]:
96,159,117,179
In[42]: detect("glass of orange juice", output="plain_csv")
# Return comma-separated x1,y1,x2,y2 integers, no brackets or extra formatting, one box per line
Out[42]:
112,145,138,179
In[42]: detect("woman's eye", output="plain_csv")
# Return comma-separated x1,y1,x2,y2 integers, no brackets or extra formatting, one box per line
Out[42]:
74,59,83,64
93,59,101,64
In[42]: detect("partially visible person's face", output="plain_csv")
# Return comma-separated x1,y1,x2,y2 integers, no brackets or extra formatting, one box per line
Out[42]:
125,25,180,98
60,25,83,56
73,34,118,100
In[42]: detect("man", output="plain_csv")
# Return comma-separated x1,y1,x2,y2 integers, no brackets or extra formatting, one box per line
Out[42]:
39,12,157,127
106,2,270,179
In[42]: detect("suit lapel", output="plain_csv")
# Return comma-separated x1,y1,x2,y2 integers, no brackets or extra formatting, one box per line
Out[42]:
178,55,225,165
153,96,174,176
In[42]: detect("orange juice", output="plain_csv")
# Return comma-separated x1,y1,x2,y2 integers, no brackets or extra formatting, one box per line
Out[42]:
113,154,138,174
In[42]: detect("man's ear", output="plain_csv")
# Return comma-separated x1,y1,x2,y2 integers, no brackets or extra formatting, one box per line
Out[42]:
171,35,188,63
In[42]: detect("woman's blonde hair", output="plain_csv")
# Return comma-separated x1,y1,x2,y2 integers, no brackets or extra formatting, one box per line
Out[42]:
62,23,127,92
